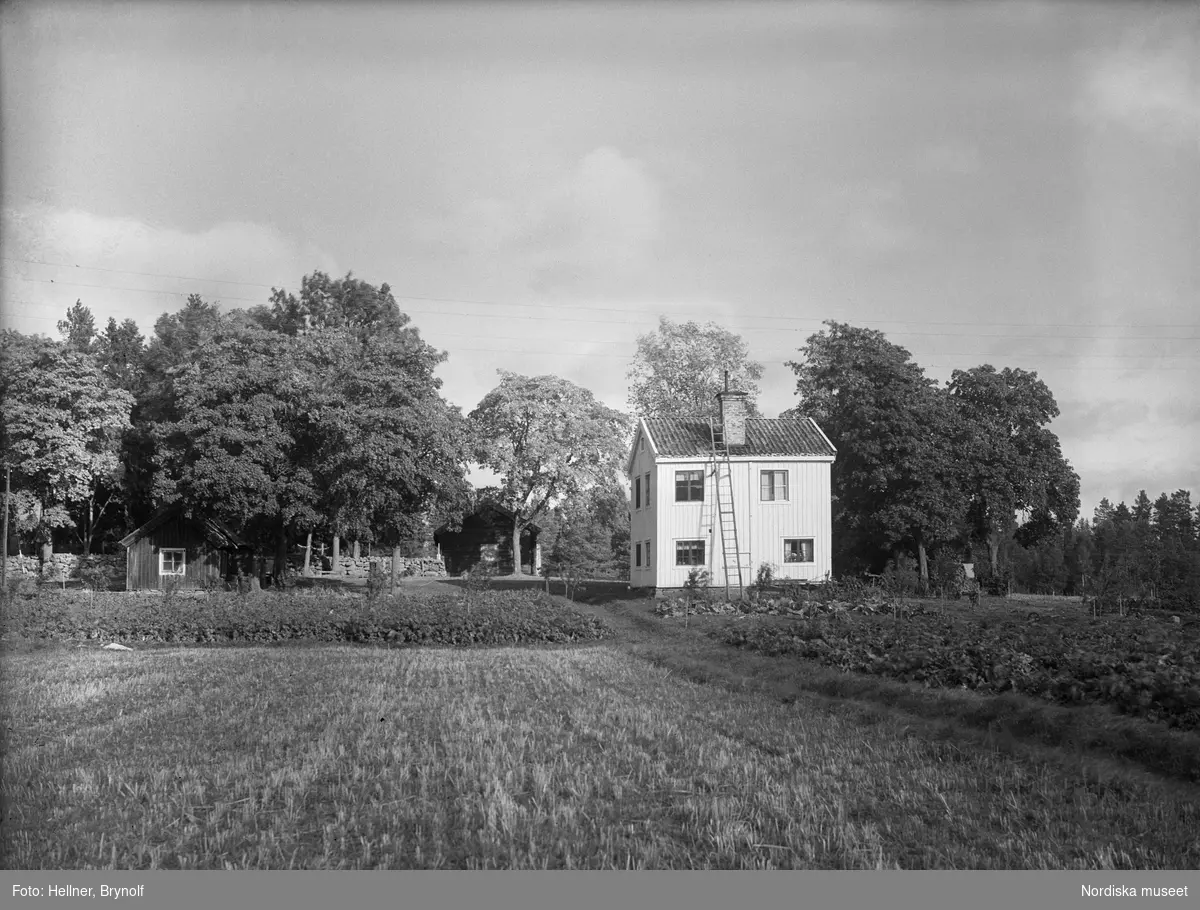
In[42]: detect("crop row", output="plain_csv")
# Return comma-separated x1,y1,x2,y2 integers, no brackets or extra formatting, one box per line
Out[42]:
721,613,1200,730
1,590,613,647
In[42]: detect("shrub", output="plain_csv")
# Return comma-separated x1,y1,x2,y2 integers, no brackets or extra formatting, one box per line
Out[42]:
1,589,612,648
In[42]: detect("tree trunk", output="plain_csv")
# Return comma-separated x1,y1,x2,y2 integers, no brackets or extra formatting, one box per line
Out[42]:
391,545,402,590
987,530,1000,575
274,522,288,582
332,535,340,575
82,496,94,557
352,540,360,559
303,531,313,576
917,541,929,591
512,518,523,577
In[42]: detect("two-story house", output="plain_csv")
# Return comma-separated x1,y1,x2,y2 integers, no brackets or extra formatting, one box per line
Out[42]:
627,388,836,595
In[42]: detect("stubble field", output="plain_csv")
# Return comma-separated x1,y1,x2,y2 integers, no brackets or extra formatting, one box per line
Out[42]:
4,622,1199,869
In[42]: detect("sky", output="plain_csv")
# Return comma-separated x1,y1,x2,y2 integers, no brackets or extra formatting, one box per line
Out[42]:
2,0,1197,518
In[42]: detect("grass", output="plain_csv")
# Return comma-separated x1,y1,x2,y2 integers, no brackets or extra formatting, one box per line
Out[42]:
4,639,1199,869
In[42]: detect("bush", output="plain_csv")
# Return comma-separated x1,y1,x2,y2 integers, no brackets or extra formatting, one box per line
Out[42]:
0,588,612,648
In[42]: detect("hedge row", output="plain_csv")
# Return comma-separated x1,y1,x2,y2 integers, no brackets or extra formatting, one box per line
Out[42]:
1,589,613,647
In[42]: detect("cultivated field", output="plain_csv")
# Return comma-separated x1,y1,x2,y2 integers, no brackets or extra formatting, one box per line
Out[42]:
3,583,1199,869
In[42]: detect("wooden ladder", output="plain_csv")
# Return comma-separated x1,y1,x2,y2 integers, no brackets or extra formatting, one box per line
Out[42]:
709,418,745,602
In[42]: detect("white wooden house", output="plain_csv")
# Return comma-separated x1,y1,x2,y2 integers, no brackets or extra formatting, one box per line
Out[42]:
627,389,836,595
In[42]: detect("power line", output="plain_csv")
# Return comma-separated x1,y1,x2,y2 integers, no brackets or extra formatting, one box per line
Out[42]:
5,297,1200,361
5,290,1197,346
4,257,1199,333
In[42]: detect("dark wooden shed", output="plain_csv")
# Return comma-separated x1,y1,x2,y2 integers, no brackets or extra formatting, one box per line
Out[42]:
434,505,541,577
119,504,252,591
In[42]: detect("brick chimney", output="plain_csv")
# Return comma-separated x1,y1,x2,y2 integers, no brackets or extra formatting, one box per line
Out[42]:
716,372,749,447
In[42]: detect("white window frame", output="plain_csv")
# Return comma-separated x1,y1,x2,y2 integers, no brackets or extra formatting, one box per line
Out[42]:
675,470,704,502
783,538,814,564
160,548,186,576
675,538,706,566
761,470,789,502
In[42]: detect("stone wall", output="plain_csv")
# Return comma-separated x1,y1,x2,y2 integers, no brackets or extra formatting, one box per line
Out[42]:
308,555,447,578
3,553,125,581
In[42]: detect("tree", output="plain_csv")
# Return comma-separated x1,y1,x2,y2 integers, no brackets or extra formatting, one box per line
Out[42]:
947,365,1080,574
151,323,319,576
785,321,967,581
263,271,409,340
470,372,630,578
298,328,472,560
57,300,97,352
626,317,764,419
0,331,133,557
543,477,631,593
96,317,146,393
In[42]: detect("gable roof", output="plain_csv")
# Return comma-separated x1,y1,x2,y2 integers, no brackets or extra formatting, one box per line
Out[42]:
119,503,250,550
641,417,836,459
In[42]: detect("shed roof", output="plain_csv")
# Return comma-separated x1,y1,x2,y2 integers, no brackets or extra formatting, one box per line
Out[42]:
119,503,250,549
642,417,836,459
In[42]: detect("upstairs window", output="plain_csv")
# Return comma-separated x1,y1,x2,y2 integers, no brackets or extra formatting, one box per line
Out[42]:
634,477,642,510
784,539,814,563
761,470,789,501
675,470,704,502
644,472,651,506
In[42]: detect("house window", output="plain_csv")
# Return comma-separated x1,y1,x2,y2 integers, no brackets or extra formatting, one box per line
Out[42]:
675,539,705,566
635,542,642,567
160,548,186,576
644,472,651,507
675,470,704,502
645,539,652,568
761,470,789,501
635,477,642,510
784,539,814,563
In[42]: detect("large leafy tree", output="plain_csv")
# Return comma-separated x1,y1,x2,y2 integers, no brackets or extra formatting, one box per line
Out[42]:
57,299,97,353
785,321,967,580
947,365,1080,574
469,372,630,577
151,322,319,574
0,330,134,556
298,328,472,557
263,271,409,340
626,316,764,418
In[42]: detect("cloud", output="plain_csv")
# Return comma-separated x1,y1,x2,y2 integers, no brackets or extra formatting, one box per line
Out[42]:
918,140,981,176
1078,22,1200,147
415,147,662,296
2,205,339,335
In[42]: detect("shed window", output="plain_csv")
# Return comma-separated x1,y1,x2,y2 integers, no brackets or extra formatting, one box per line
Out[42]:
634,477,642,510
675,539,705,566
761,470,789,501
675,470,704,502
160,548,186,576
784,539,814,563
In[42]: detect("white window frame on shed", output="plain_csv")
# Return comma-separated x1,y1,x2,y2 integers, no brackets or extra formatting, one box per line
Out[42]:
160,548,186,576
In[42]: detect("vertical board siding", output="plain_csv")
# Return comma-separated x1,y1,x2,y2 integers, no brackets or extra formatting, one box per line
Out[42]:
629,435,657,587
647,457,833,589
124,516,235,590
